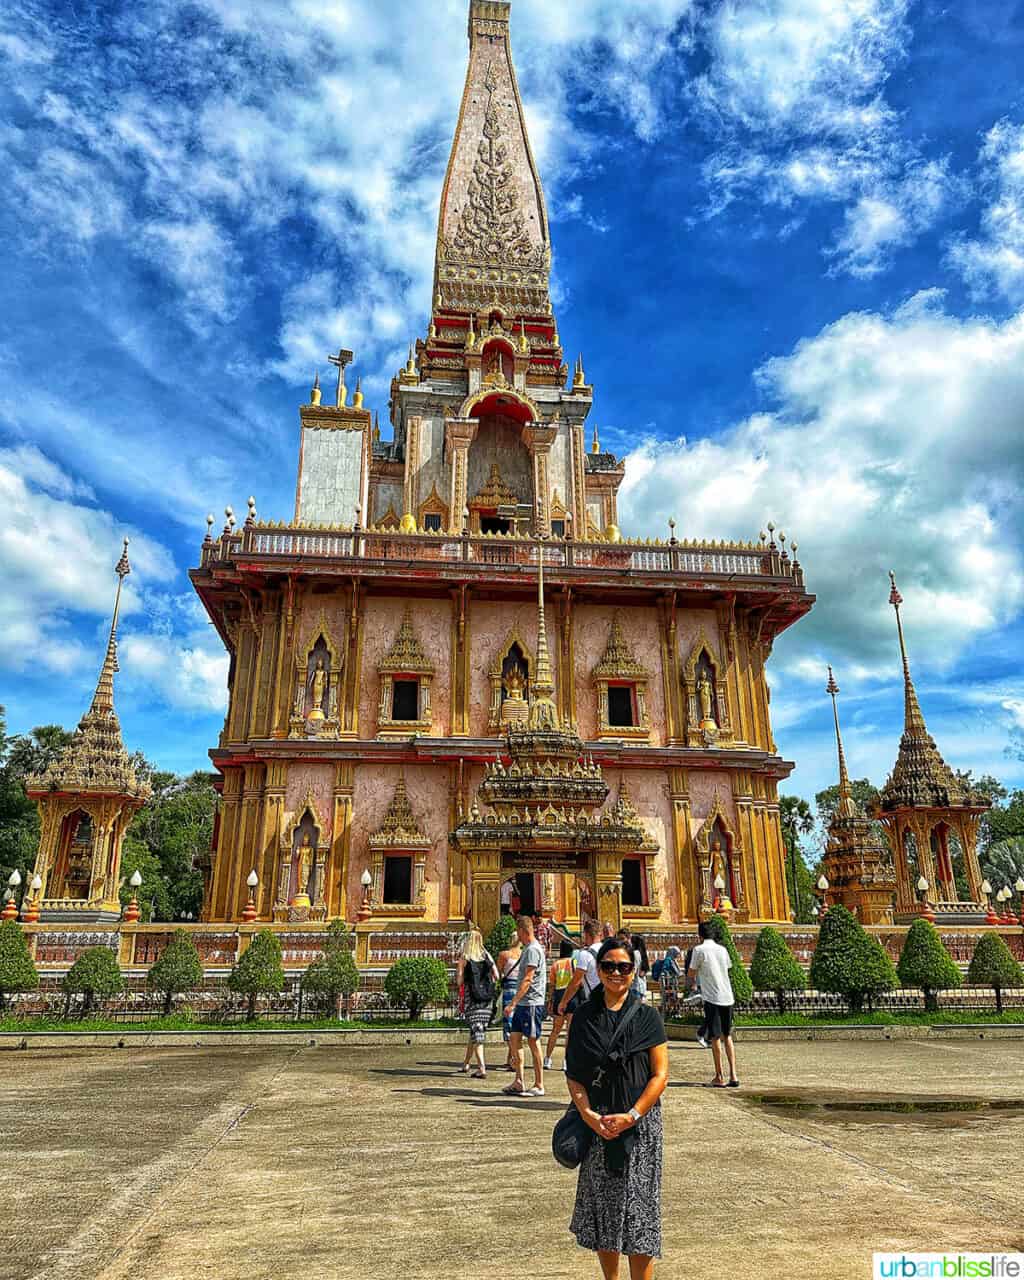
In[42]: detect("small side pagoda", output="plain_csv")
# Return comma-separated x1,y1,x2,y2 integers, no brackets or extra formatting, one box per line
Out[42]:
820,667,895,924
874,574,989,923
25,541,151,923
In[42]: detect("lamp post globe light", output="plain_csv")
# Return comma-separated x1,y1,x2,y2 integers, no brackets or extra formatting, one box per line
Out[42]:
122,868,144,925
916,876,935,922
241,870,259,923
2,872,22,922
1016,878,1024,926
357,869,374,923
22,873,44,925
981,879,1000,925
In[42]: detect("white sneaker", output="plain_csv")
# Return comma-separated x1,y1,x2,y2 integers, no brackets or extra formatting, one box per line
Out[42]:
696,1035,709,1049
543,1056,553,1070
524,1085,546,1096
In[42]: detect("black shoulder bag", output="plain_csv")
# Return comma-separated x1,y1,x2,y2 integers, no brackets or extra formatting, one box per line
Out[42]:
552,1001,642,1170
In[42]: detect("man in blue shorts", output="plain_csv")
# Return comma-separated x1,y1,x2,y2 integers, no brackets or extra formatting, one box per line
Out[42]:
502,915,547,1097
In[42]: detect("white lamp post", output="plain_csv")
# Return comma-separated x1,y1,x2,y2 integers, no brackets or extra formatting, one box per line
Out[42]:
242,869,259,923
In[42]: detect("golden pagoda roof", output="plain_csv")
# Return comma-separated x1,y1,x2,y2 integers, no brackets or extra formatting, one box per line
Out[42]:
369,775,431,850
878,574,985,813
27,540,150,801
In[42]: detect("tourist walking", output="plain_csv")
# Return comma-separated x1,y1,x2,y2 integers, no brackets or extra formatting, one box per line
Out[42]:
688,920,739,1087
456,929,499,1079
653,946,682,1018
544,937,577,1069
502,915,547,1096
497,930,523,1071
565,937,669,1279
557,918,602,1016
500,876,517,916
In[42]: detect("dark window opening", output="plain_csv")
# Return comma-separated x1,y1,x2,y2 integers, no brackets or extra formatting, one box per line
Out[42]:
514,872,537,916
384,856,413,904
423,513,442,532
481,515,511,535
551,519,565,538
621,859,644,907
392,680,420,722
607,685,636,728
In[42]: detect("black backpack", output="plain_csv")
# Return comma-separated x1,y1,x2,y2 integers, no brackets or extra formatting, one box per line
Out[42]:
465,956,496,1004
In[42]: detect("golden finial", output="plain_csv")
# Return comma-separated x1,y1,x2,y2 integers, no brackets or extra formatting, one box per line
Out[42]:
888,571,928,737
826,665,855,817
353,377,364,409
591,424,600,454
465,314,477,351
573,355,585,389
310,369,322,407
406,346,416,375
373,412,381,444
518,317,529,353
90,539,132,717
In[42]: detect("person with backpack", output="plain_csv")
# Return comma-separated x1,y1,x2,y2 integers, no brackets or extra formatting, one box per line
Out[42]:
456,929,499,1079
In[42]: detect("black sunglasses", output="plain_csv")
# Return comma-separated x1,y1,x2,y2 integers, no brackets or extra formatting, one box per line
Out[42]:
599,960,635,976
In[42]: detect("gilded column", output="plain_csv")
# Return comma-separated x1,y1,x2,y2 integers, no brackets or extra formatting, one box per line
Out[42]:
445,418,478,533
524,422,557,537
569,422,588,535
331,761,355,920
402,415,422,532
669,769,696,921
212,768,244,920
258,761,286,920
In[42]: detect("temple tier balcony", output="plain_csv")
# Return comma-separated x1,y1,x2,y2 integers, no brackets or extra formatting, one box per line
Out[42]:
196,522,810,604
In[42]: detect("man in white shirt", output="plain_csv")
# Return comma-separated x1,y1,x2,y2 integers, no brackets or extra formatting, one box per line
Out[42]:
499,877,516,915
688,920,739,1088
556,918,600,1016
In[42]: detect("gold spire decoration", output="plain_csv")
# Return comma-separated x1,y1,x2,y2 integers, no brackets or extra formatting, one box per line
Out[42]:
373,411,381,443
90,539,131,717
310,370,322,407
379,606,434,675
27,540,149,799
591,424,600,454
573,355,586,389
353,377,364,409
888,572,928,737
368,774,430,849
880,571,966,811
826,665,855,819
528,540,559,731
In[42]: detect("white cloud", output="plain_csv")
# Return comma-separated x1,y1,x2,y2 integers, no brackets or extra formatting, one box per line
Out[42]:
949,118,1024,304
0,447,176,674
618,293,1024,677
829,160,955,276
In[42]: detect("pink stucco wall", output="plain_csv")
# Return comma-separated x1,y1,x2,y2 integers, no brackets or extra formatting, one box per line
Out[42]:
359,597,453,738
467,599,539,738
285,764,336,845
572,605,667,744
619,768,675,920
347,763,453,919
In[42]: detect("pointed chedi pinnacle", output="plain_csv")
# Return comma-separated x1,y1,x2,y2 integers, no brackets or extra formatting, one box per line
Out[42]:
591,424,600,454
90,539,131,718
528,538,560,731
826,665,855,818
888,571,928,737
310,369,322,406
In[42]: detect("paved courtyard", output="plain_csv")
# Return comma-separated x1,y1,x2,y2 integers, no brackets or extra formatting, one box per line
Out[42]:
3,1037,1023,1280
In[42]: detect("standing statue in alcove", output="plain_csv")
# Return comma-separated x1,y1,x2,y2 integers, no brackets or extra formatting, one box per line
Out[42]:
308,657,328,725
697,671,716,729
711,837,734,911
291,832,315,908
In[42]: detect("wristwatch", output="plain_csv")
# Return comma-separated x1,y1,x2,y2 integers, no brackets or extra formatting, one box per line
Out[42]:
627,1107,642,1125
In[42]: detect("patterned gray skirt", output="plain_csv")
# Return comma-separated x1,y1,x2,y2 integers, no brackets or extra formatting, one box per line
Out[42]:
570,1104,663,1259
465,1000,492,1045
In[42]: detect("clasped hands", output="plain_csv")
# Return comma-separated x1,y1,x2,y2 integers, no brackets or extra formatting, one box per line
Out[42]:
582,1108,634,1138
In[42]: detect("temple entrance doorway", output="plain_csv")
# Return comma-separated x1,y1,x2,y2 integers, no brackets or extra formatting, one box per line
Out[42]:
514,872,538,916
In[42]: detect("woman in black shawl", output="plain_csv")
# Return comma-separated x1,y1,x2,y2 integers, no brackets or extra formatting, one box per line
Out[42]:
565,937,669,1279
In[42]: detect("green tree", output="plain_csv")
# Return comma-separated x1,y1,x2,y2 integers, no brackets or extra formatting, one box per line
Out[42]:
485,913,517,958
228,929,285,1020
384,956,450,1020
705,914,753,1003
896,919,962,1013
302,921,359,1016
147,929,203,1016
0,710,73,895
127,770,215,920
967,933,1024,1014
814,778,882,831
120,835,173,923
810,904,897,1012
750,926,806,1014
981,837,1024,895
62,946,124,1015
779,795,816,923
0,920,40,1011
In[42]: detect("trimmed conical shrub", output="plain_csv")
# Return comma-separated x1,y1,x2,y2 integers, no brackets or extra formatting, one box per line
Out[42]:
229,929,285,1021
62,946,124,1015
968,932,1024,1014
705,914,753,1003
302,920,359,1016
0,921,39,1012
750,926,807,1014
810,904,897,1012
147,930,203,1016
896,919,961,1013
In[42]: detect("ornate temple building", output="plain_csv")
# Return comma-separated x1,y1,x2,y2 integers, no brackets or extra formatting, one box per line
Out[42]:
25,541,151,923
190,0,813,935
873,575,990,923
820,667,895,925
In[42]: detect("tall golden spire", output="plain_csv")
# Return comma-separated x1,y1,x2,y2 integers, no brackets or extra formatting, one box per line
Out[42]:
528,538,559,731
888,571,928,737
90,539,131,718
826,665,855,818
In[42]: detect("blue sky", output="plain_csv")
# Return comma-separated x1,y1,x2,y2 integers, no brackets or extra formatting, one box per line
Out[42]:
1,0,1023,809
